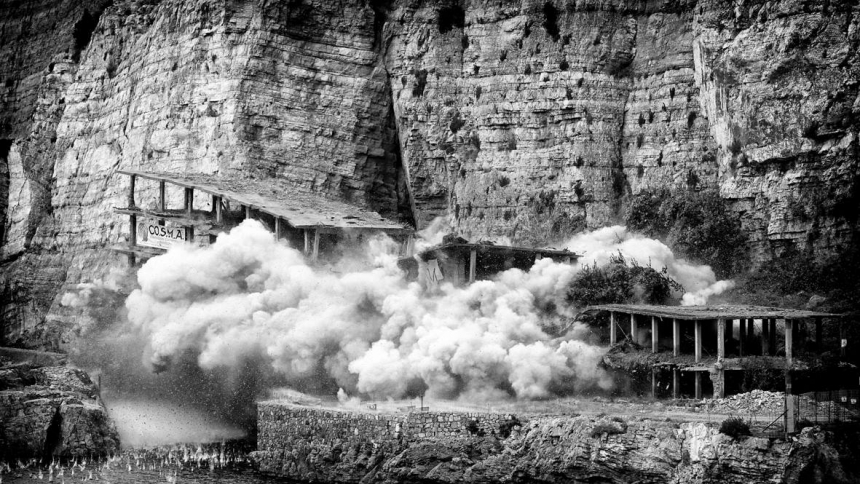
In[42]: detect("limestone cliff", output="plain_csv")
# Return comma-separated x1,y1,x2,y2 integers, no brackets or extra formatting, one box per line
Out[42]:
1,0,858,349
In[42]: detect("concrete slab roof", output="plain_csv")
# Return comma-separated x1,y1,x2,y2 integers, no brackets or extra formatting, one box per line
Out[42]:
118,170,412,232
584,303,843,320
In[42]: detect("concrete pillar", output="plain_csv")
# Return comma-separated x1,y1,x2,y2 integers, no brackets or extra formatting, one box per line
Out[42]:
747,319,755,352
244,205,251,219
274,218,281,240
469,249,477,283
129,214,137,246
717,318,725,362
739,318,746,356
673,319,680,357
785,371,796,434
215,196,222,223
303,230,310,255
673,368,680,399
610,312,617,345
651,368,657,398
159,180,166,211
184,187,193,215
630,314,638,344
312,230,321,261
713,369,725,398
694,320,702,363
762,318,771,356
769,319,777,355
695,372,702,399
785,319,793,366
652,316,658,353
128,174,136,208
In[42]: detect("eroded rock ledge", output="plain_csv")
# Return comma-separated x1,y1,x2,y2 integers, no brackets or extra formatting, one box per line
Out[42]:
0,353,119,459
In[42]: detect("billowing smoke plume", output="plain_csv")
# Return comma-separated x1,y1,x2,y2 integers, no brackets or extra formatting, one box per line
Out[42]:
124,220,612,401
563,226,735,305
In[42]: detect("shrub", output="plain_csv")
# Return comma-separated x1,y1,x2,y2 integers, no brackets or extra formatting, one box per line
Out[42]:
567,252,683,307
465,419,485,436
411,69,428,98
498,416,522,439
719,417,751,439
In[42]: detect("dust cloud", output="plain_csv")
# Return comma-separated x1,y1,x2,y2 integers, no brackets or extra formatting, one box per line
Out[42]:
61,219,733,443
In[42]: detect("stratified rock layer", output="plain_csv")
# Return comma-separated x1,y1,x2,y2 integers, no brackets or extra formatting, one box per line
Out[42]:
0,364,119,458
1,0,858,348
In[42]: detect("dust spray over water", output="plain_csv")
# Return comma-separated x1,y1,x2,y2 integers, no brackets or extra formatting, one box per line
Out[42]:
64,220,733,444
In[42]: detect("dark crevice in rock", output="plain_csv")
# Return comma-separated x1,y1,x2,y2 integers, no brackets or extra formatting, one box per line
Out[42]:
42,406,63,462
72,1,112,62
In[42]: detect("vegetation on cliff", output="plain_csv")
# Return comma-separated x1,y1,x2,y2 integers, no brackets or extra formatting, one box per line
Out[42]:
566,253,683,307
626,189,747,278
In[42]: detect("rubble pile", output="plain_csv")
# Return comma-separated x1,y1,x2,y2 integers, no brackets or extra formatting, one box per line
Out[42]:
707,390,786,415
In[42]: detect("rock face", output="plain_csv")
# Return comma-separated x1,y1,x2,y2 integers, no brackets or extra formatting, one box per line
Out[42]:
254,403,860,483
1,0,858,349
0,364,119,458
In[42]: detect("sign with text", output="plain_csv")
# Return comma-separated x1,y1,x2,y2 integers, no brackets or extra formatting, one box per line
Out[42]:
136,220,188,250
422,259,444,288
